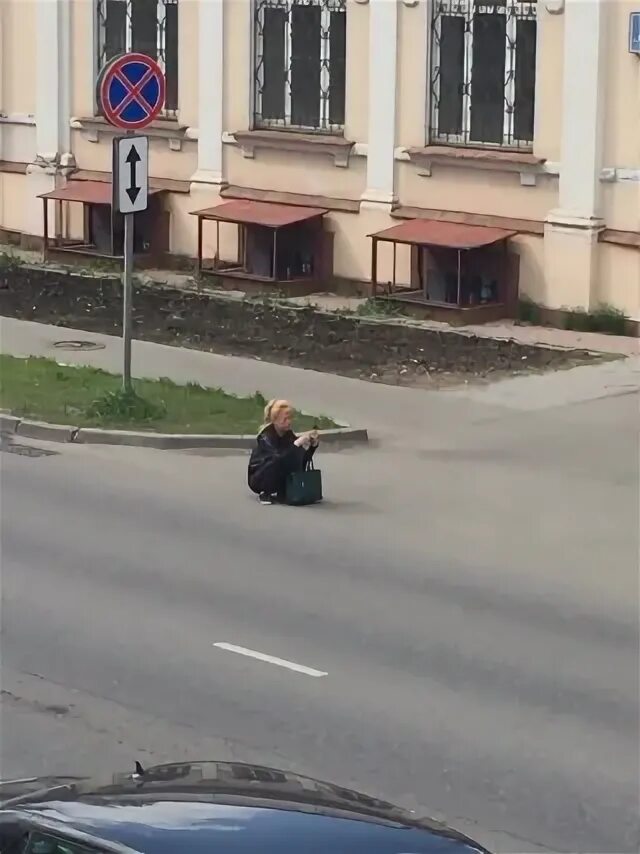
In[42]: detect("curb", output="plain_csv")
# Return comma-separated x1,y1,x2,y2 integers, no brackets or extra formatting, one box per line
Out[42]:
4,418,368,450
0,414,21,434
16,419,78,443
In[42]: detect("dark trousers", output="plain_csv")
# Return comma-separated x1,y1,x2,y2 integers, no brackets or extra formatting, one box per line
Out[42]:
249,445,316,498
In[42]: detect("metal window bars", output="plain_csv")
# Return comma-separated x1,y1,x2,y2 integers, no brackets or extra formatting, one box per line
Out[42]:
430,0,537,149
254,0,347,133
96,0,179,117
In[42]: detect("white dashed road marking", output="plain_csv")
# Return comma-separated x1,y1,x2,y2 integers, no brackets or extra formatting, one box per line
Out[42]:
213,642,328,678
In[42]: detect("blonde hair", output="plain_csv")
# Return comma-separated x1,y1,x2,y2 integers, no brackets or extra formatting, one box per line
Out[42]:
259,399,294,434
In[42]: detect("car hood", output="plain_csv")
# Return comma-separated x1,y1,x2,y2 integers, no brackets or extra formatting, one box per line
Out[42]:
1,761,489,853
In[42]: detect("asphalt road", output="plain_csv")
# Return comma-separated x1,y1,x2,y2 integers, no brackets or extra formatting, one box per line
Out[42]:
1,389,638,854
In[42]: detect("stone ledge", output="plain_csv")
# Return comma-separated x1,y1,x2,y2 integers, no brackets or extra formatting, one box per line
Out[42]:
233,129,355,168
407,145,549,186
599,229,640,249
16,419,78,443
75,426,367,449
75,429,251,449
5,423,367,450
0,161,28,175
70,116,192,152
221,184,360,214
391,205,545,237
72,169,192,194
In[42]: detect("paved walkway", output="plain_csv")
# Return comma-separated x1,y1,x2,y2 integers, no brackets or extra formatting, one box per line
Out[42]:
0,317,485,440
1,317,639,442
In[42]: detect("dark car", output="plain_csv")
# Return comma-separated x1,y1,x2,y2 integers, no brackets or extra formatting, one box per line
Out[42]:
0,760,489,854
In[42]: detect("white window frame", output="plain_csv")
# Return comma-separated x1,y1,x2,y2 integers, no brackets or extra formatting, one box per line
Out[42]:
429,0,537,149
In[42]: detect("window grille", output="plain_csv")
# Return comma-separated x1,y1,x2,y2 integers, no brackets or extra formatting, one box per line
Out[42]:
96,0,179,116
254,0,347,133
430,0,537,148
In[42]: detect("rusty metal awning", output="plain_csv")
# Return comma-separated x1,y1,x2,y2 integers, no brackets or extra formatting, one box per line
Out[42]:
191,199,328,229
370,218,516,250
38,181,163,205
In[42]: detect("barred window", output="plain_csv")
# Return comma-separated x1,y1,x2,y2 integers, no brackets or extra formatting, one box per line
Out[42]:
96,0,179,116
253,0,347,133
430,1,537,149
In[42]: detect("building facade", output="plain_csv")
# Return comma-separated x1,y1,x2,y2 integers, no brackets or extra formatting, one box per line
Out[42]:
0,0,638,323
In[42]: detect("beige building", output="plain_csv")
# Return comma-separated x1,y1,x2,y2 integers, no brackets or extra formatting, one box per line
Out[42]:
0,0,638,326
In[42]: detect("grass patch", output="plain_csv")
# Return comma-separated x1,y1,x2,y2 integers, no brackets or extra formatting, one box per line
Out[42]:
564,303,628,336
85,388,168,424
0,252,25,275
77,257,121,275
355,298,406,319
517,297,542,326
0,355,335,434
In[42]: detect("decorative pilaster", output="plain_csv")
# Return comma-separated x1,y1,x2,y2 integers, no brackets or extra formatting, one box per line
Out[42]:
544,0,607,309
190,0,225,189
25,0,74,236
553,0,606,221
32,0,73,172
361,0,398,209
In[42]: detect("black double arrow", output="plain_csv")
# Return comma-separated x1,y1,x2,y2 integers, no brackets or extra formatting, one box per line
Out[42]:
125,144,142,204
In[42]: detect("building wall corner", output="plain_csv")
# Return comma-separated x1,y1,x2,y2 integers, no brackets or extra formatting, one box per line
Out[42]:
543,215,604,311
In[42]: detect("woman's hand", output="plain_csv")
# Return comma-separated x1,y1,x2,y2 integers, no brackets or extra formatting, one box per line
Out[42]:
294,434,311,449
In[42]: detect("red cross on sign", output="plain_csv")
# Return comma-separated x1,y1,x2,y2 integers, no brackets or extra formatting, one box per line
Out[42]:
98,53,166,131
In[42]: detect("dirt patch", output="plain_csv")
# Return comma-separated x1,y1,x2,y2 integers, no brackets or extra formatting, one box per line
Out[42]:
0,264,603,387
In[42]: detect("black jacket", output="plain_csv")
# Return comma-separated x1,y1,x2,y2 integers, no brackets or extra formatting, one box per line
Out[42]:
247,425,315,494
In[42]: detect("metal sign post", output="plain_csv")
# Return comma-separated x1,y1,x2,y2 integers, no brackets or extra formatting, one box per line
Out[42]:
113,135,149,389
123,211,134,390
97,52,165,390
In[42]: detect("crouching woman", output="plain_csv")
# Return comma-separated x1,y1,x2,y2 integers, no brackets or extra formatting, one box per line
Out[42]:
248,399,319,504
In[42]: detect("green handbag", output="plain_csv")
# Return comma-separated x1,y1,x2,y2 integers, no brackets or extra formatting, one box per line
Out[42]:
285,461,323,506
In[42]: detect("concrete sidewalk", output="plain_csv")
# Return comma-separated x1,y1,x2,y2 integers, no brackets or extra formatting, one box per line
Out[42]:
0,317,497,441
1,316,638,441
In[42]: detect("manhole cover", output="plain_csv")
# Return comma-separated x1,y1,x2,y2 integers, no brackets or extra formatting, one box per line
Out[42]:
53,340,105,352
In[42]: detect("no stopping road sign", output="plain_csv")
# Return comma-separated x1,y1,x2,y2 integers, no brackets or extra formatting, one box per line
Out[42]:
98,52,165,131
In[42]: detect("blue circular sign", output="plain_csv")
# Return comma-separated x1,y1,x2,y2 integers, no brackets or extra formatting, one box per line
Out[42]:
98,52,166,130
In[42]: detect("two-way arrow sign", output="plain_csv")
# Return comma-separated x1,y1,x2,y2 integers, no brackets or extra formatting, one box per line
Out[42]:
126,145,142,205
113,135,149,215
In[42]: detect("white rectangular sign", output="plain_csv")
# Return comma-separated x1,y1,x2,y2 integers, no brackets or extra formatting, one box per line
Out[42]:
113,135,149,215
